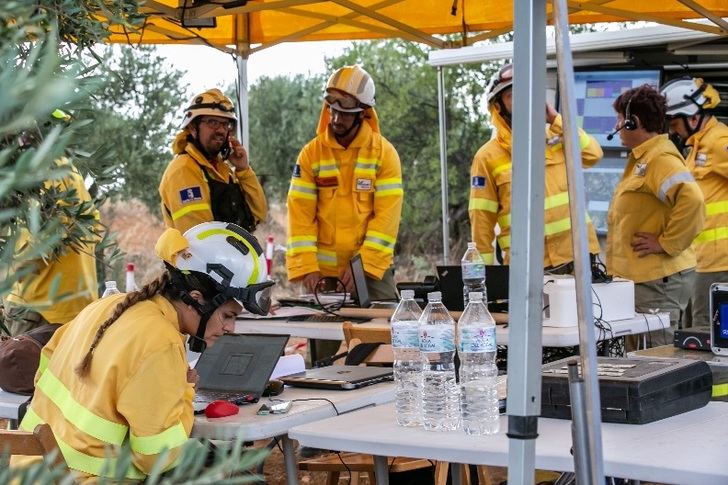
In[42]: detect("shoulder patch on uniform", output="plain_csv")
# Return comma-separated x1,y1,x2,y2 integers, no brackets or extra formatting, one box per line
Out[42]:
633,163,647,177
180,186,203,203
293,165,301,178
471,176,486,188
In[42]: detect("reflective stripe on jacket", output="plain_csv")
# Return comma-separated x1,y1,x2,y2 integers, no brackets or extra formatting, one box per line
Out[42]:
159,131,267,233
286,120,403,280
685,117,728,272
468,113,602,266
10,294,194,481
606,134,704,283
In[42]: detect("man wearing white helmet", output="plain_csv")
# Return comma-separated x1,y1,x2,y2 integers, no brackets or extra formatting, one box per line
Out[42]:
661,77,728,324
11,222,273,481
159,89,267,234
469,63,603,271
287,65,403,360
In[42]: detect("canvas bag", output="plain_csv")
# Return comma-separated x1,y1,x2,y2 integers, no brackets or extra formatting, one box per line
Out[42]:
0,323,60,394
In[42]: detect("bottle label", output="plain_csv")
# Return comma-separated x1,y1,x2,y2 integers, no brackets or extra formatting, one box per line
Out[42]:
462,263,485,280
459,326,496,352
419,324,455,352
392,322,419,348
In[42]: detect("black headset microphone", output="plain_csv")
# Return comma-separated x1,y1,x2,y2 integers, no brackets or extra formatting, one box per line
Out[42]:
606,97,636,141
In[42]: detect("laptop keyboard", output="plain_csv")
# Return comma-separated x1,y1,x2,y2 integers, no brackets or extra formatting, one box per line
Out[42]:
194,390,256,404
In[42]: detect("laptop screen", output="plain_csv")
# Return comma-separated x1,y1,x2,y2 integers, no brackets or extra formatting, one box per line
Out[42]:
436,265,509,312
194,333,288,397
350,254,371,308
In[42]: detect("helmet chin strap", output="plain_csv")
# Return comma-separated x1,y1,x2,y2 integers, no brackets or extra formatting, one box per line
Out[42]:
181,292,227,353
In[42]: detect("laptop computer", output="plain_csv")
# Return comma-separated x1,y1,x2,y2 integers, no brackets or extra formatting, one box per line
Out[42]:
280,365,393,390
350,253,371,308
436,264,510,312
193,333,289,409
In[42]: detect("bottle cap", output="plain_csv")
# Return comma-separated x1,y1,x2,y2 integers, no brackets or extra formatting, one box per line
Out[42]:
467,241,477,249
400,290,415,299
105,281,117,288
126,263,135,271
469,292,483,301
427,291,442,302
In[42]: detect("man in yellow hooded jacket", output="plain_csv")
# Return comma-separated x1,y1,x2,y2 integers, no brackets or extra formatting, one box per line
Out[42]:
469,63,603,270
660,77,728,325
607,85,704,347
159,89,267,234
286,65,403,300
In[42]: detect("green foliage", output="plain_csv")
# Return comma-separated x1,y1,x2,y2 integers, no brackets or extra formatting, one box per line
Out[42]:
248,73,325,199
83,45,189,210
1,436,267,484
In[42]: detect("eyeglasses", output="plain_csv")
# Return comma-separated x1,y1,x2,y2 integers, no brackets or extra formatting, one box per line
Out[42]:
200,118,234,131
324,93,361,110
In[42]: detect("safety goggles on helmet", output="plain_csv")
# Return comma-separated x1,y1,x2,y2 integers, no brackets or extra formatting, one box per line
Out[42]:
325,91,364,113
225,279,274,316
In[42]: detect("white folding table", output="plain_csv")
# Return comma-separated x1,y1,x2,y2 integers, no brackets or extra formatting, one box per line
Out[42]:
290,400,728,485
192,382,394,485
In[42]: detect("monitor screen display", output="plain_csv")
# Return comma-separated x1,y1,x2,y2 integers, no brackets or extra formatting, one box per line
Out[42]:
572,70,661,149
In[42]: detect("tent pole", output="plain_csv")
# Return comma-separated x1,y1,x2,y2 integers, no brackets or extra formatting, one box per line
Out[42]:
235,51,250,150
506,1,546,484
437,66,450,264
552,0,605,482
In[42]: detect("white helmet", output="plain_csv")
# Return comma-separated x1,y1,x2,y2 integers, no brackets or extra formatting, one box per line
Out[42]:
181,88,237,129
660,77,718,118
324,65,376,112
486,63,514,105
157,221,272,316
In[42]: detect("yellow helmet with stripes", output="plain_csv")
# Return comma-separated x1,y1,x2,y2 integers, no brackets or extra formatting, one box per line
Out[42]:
324,65,376,112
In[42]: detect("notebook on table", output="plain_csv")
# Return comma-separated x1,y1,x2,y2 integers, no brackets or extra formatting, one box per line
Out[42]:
193,333,289,410
280,365,393,390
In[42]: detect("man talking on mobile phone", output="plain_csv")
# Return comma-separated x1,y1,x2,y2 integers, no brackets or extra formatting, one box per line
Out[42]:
159,88,267,234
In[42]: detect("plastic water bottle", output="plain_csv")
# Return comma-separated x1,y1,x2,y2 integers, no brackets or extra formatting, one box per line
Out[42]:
102,281,120,297
458,292,500,435
461,242,486,308
419,291,459,431
125,263,138,292
391,290,424,427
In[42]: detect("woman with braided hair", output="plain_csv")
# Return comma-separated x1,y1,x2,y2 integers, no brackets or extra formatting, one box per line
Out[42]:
11,221,273,482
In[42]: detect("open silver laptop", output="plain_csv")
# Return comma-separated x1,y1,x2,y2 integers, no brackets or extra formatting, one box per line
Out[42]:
193,333,288,409
280,365,393,390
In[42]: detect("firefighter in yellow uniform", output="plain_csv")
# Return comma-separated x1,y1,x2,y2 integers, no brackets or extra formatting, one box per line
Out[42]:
469,63,603,270
607,85,704,347
4,110,100,335
11,222,274,481
287,65,403,299
159,89,267,234
660,77,728,325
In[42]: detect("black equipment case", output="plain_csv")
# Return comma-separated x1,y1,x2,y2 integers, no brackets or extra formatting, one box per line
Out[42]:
541,356,712,424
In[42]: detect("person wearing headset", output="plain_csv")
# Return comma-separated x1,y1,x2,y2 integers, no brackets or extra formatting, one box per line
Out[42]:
159,89,267,234
660,78,728,325
606,85,704,347
469,63,604,272
11,222,273,481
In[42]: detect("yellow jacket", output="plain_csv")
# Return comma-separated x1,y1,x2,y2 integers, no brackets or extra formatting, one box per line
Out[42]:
606,135,704,283
685,117,728,272
6,159,99,324
469,110,603,266
286,107,403,280
159,131,267,233
11,294,194,483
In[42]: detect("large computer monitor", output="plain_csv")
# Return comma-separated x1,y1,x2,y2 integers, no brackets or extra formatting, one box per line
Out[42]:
572,69,662,149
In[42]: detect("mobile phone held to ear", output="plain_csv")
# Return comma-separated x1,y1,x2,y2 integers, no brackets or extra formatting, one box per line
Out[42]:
710,283,728,356
219,135,231,159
